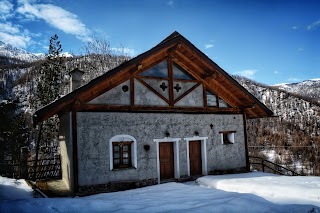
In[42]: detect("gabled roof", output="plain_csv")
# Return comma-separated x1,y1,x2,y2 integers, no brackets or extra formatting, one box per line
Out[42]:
34,31,273,123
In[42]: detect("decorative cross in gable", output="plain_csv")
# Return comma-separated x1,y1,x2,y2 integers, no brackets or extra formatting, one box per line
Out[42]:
174,84,182,92
159,82,168,91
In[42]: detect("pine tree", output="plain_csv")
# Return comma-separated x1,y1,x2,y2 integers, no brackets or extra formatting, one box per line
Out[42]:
33,35,66,174
37,34,65,107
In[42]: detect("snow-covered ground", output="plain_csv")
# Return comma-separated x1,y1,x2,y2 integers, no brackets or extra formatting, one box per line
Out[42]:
0,176,33,200
1,172,319,213
197,172,320,207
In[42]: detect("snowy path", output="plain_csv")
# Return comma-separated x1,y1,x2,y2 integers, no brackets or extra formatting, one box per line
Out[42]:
1,172,320,213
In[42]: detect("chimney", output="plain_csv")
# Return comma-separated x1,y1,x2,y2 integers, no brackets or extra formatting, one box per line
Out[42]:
69,68,84,91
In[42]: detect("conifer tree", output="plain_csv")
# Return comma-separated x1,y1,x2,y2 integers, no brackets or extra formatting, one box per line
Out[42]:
34,35,65,172
37,34,65,106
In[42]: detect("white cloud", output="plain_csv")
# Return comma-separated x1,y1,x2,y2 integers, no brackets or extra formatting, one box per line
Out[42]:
0,21,33,49
0,1,92,51
288,77,300,82
297,48,304,51
205,44,214,49
0,32,31,49
274,70,279,74
0,0,14,20
0,22,20,34
307,20,320,31
167,0,174,7
17,2,91,41
291,26,298,30
234,69,257,79
204,39,215,49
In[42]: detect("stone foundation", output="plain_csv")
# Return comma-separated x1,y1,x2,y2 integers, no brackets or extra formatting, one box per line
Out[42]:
77,178,157,196
209,167,247,175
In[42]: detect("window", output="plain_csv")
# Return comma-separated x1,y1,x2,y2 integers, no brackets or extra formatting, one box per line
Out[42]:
112,141,132,169
109,135,137,170
219,131,236,144
140,60,168,78
173,62,195,80
219,98,231,108
206,91,217,106
206,90,232,108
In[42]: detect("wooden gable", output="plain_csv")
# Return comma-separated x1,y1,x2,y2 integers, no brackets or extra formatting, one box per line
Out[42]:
34,31,273,123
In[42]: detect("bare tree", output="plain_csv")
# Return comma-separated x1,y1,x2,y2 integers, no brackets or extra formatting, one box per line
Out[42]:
79,37,131,83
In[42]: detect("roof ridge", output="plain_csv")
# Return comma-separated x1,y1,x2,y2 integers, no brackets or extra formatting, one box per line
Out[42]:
157,31,181,46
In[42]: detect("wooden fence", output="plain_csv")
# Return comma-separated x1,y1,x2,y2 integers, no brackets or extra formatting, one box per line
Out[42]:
0,157,61,180
27,158,61,180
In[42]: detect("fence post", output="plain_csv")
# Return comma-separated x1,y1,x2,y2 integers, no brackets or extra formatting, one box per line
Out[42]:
261,158,265,172
34,122,43,180
20,147,28,178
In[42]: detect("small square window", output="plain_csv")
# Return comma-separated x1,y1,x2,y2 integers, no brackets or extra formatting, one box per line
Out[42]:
219,131,236,144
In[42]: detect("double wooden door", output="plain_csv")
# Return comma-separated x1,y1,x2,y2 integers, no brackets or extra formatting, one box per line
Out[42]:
159,140,202,180
189,140,202,175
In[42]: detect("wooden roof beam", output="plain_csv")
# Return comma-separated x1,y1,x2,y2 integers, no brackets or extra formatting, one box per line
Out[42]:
135,50,170,76
178,42,216,71
171,51,244,108
80,64,137,103
73,104,243,114
81,47,173,103
179,42,263,105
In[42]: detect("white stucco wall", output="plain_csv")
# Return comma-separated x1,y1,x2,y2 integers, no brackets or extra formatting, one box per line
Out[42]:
58,112,74,191
76,112,246,186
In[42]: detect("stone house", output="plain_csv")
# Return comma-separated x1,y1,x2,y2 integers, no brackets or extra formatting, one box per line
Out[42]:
34,32,273,194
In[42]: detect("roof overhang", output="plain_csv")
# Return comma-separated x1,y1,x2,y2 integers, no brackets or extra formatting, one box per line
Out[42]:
34,31,273,124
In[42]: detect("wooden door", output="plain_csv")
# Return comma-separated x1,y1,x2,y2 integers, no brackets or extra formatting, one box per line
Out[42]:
159,142,174,180
189,140,202,175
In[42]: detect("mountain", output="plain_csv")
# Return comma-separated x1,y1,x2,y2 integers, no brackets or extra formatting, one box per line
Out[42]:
233,75,320,175
233,76,320,126
0,41,73,70
0,41,74,63
0,41,43,62
273,79,320,102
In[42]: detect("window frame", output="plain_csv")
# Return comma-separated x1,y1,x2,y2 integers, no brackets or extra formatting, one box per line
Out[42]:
219,131,236,144
112,141,133,169
109,135,137,170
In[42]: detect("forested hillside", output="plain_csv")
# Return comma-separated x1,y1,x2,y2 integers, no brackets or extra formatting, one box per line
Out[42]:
233,76,320,175
274,79,320,103
0,37,130,174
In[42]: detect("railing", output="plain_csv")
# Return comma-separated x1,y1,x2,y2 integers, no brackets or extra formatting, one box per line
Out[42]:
0,158,61,180
249,156,300,176
27,158,61,180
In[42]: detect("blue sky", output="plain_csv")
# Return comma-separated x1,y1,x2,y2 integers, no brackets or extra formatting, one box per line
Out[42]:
0,0,319,85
